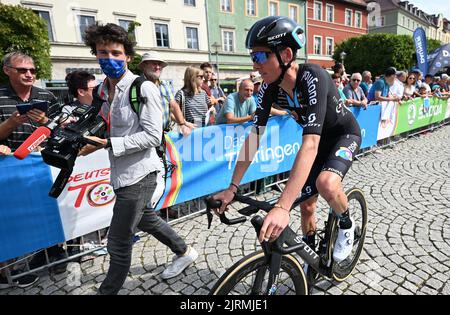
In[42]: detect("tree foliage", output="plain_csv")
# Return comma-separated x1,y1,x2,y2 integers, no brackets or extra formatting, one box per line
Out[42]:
126,21,143,76
333,33,445,76
0,4,51,83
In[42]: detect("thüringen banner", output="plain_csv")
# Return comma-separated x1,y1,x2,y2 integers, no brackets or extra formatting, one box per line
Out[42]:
0,112,383,262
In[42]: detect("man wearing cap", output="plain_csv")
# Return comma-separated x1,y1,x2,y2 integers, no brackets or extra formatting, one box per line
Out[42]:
367,67,402,103
139,51,195,135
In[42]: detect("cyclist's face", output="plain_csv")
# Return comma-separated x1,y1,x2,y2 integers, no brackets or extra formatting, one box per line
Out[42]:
250,47,281,84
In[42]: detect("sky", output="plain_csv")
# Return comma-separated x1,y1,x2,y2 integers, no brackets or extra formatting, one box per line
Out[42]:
408,0,450,19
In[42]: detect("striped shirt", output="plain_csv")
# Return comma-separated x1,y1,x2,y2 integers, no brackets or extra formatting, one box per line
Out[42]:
174,89,211,127
0,84,60,151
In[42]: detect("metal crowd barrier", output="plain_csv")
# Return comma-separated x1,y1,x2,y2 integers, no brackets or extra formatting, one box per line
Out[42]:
2,118,449,287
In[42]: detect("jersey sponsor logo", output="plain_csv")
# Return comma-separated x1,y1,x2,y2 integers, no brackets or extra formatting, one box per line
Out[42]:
301,71,319,107
302,112,321,129
255,82,269,111
335,147,353,161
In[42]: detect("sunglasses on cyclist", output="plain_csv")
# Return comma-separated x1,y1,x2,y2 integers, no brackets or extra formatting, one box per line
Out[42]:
250,51,273,64
8,66,37,75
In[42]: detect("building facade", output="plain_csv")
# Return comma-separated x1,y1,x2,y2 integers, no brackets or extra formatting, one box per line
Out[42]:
206,0,307,86
367,0,450,44
1,0,210,91
306,0,369,69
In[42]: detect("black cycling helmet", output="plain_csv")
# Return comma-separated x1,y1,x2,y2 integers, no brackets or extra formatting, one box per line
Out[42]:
245,16,305,51
246,16,305,83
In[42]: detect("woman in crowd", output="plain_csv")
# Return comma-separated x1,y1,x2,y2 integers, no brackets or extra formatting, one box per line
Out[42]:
175,67,212,127
403,72,417,100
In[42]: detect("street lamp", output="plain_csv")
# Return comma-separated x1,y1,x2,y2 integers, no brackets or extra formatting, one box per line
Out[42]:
211,42,221,85
340,51,347,66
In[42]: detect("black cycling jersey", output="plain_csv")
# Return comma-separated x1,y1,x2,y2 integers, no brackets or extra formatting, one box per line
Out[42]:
253,63,361,138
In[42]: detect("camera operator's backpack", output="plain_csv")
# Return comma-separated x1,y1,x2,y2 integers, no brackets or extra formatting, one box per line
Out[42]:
128,77,176,203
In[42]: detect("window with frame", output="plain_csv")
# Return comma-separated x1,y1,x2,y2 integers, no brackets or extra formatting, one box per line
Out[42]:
186,27,199,50
326,4,334,23
289,5,299,23
33,10,54,42
269,1,279,16
246,0,256,16
184,0,196,6
314,1,322,20
221,0,233,12
355,11,362,28
345,9,352,26
326,38,334,56
155,23,170,48
314,36,322,55
222,30,234,52
78,15,95,41
118,19,135,37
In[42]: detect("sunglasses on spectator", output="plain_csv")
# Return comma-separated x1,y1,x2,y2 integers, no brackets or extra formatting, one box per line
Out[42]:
408,77,415,80
250,51,273,64
7,66,37,75
352,79,361,82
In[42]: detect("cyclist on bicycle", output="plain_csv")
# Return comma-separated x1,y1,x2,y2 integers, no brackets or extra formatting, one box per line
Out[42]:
213,16,361,263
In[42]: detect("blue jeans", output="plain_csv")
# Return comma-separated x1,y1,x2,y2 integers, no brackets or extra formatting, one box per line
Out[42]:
98,172,187,295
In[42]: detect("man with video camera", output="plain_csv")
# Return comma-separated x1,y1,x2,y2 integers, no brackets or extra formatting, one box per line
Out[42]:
0,52,60,151
79,23,197,295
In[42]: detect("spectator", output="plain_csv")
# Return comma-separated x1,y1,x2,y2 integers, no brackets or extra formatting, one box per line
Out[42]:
249,71,260,81
210,73,226,113
418,85,429,97
390,71,406,103
403,72,418,100
360,71,372,97
343,73,368,108
331,73,350,105
200,62,218,107
80,23,198,295
441,74,449,92
411,69,423,88
175,66,211,127
0,52,60,151
63,71,97,114
0,144,11,155
422,74,433,93
216,79,256,125
332,62,348,88
139,51,195,136
367,67,401,103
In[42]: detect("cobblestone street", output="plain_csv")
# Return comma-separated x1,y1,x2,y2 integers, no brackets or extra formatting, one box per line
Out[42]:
2,125,449,295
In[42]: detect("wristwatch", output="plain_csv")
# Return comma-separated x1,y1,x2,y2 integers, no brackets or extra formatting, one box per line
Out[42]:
105,138,112,149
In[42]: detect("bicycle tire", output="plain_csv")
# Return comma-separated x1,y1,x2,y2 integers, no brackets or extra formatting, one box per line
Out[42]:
210,250,308,295
329,188,368,282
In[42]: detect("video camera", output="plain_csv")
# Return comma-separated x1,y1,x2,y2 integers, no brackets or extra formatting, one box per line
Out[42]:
41,103,106,198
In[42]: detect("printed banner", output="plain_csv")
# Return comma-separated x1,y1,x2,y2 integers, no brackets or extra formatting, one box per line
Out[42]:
377,101,399,140
428,43,450,76
349,105,381,149
157,115,303,208
413,27,429,75
0,155,65,262
49,150,113,241
395,97,447,134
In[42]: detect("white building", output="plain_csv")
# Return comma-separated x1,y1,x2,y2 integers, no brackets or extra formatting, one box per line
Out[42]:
1,0,210,90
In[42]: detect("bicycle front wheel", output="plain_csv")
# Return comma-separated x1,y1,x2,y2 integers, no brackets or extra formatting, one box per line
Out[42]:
331,188,368,282
210,251,308,295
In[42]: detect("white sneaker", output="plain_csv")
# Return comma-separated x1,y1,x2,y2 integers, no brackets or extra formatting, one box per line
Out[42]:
333,218,355,263
161,246,198,280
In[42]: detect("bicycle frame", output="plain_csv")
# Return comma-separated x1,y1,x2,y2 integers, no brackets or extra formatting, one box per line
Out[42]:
206,195,335,281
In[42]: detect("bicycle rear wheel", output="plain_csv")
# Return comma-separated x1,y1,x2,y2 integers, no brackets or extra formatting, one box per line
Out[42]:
210,251,308,295
330,188,368,282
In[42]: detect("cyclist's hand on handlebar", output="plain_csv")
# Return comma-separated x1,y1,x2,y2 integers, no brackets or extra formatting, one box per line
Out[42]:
212,189,235,215
259,207,290,243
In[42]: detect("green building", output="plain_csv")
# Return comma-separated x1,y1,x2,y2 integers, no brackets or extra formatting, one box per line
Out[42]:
205,0,307,91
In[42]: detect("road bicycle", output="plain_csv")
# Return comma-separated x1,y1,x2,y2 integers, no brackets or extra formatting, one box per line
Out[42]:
206,188,367,295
